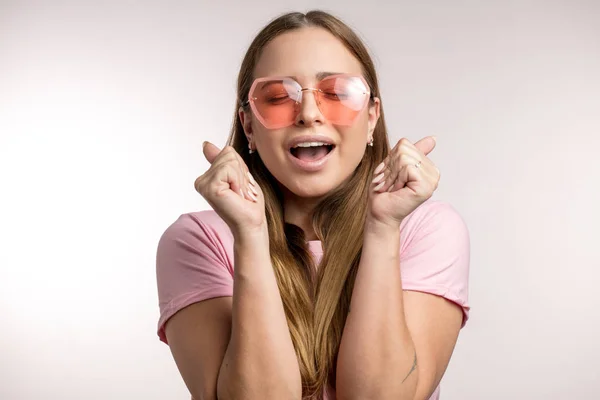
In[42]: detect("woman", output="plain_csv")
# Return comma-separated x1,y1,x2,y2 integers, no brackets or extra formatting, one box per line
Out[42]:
156,10,470,400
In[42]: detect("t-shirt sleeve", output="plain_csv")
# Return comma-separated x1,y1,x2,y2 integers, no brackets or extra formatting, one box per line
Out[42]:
155,211,234,344
399,200,471,328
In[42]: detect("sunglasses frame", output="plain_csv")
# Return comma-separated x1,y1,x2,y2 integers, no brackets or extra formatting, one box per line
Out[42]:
242,73,373,129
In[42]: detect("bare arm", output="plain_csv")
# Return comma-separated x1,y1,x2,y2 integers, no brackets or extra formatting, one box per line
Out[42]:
166,227,302,400
336,224,418,400
336,221,463,400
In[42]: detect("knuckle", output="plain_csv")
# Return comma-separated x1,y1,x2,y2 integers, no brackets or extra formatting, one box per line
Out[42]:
235,155,245,170
194,175,205,193
225,152,238,162
224,163,237,176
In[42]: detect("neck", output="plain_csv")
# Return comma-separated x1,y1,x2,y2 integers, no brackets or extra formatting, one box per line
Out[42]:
283,191,322,241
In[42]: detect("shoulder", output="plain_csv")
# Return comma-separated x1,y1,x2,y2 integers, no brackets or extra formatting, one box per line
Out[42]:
399,199,469,253
162,209,232,240
158,210,234,253
156,210,235,342
401,198,468,232
398,199,471,325
156,209,235,277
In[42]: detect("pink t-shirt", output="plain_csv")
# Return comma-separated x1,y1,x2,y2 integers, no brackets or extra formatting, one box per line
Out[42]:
156,199,470,400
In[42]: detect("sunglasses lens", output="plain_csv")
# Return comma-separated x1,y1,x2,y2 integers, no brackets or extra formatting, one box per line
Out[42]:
249,75,369,129
250,78,299,129
317,75,369,126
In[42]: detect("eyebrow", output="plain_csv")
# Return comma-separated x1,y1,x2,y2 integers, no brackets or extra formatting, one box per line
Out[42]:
256,72,344,92
287,71,341,80
259,71,343,82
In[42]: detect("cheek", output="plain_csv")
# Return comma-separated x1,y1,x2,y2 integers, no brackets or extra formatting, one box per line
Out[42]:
253,133,290,176
336,142,366,174
253,129,284,156
338,126,368,158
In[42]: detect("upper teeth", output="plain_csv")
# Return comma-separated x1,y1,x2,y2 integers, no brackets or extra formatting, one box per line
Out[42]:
293,142,330,148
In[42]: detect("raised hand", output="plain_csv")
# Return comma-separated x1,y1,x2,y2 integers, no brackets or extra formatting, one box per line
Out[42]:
367,136,440,230
194,142,266,237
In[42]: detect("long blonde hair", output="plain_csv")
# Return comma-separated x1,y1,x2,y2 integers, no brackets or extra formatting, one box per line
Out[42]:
226,10,390,399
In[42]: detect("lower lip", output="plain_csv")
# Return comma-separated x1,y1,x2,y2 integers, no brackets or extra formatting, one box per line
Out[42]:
287,147,335,172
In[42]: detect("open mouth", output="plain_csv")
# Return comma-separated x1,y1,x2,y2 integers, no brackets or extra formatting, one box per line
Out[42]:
290,144,335,161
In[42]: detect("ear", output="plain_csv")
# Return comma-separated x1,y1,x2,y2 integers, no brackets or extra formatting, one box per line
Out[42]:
239,106,253,144
367,97,381,137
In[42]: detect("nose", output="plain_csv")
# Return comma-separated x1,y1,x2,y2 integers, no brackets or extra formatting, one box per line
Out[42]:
294,88,324,127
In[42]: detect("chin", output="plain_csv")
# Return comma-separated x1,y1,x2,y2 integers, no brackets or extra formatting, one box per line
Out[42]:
287,186,331,199
282,174,349,200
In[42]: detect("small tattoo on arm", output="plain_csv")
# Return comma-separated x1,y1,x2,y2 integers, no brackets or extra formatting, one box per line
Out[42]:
401,351,417,383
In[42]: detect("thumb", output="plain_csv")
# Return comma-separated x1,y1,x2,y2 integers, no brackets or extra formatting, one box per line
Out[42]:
203,141,222,164
414,136,437,156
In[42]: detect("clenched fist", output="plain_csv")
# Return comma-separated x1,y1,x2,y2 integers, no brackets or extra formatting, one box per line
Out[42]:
194,142,266,238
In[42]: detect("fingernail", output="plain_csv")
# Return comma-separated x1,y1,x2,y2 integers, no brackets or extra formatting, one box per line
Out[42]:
372,172,385,184
374,162,385,174
247,171,257,185
249,183,258,196
373,180,385,191
247,189,257,201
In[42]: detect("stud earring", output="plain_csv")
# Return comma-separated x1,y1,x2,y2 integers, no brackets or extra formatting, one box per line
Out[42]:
367,136,374,147
248,143,254,154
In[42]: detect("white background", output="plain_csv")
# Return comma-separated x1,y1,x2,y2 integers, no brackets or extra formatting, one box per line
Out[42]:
1,1,599,399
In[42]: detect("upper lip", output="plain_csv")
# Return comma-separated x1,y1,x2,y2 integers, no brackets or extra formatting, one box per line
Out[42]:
287,135,336,149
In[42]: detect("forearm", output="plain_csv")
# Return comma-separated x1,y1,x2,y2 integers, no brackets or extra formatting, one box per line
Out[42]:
336,222,418,400
217,228,301,400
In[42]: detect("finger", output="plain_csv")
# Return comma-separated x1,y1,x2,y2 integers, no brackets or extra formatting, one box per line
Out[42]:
241,171,258,202
395,141,439,180
247,172,259,197
209,146,240,170
374,154,419,192
372,156,389,191
230,153,255,201
223,163,246,200
397,139,426,160
394,165,433,198
203,141,222,164
193,173,205,194
413,136,436,156
230,151,259,201
388,163,416,192
217,149,255,201
392,138,433,173
246,180,258,202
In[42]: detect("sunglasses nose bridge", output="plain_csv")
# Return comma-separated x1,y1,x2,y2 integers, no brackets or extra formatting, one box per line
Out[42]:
296,87,321,104
293,87,324,125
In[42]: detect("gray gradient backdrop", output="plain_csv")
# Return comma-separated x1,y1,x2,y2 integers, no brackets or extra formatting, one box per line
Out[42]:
1,1,599,399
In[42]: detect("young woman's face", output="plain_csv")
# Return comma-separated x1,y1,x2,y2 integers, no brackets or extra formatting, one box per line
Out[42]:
241,27,380,200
